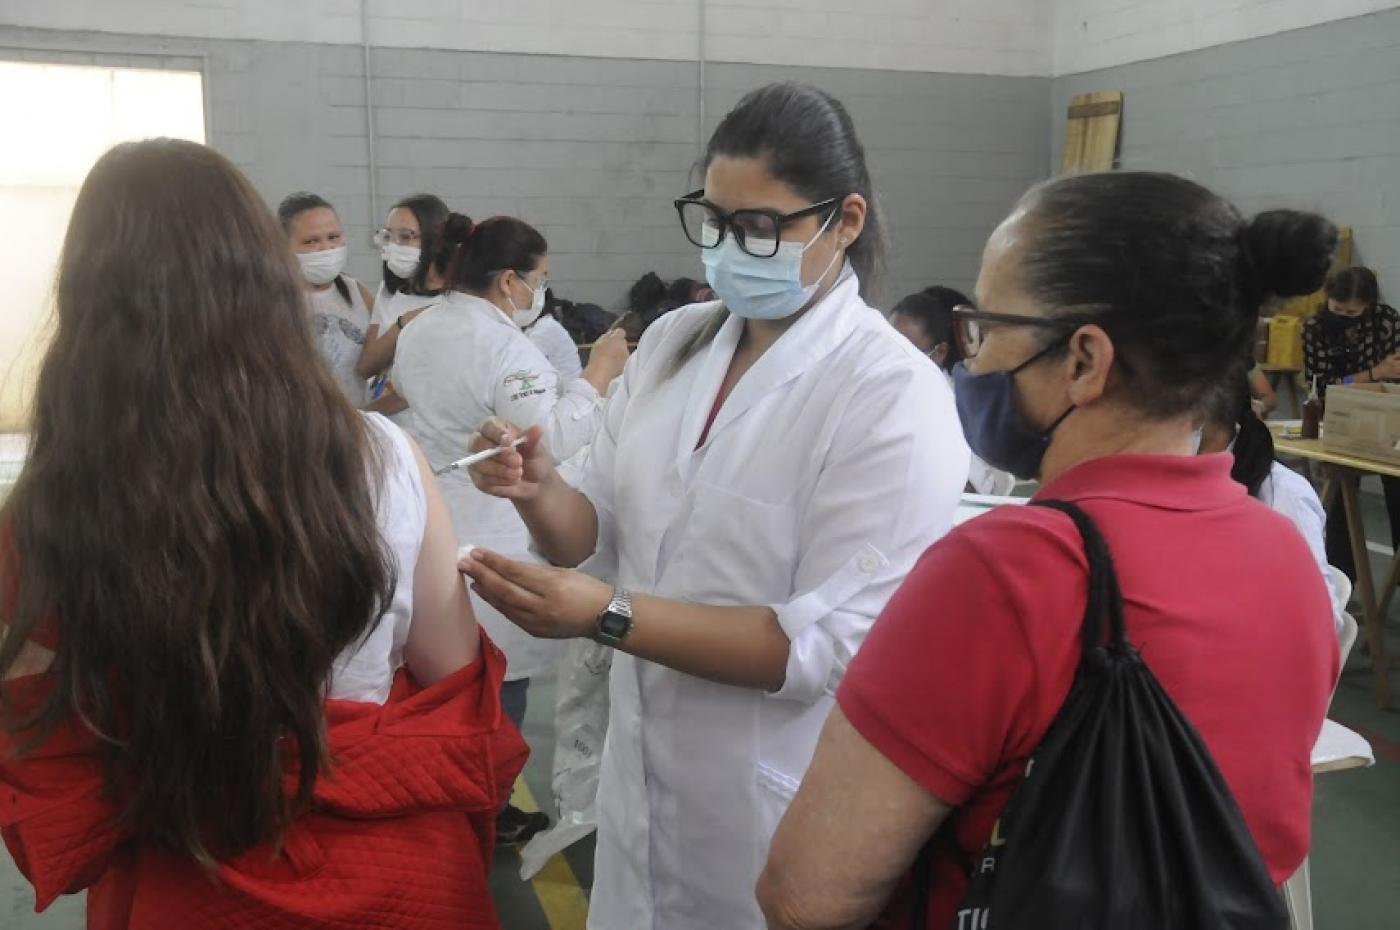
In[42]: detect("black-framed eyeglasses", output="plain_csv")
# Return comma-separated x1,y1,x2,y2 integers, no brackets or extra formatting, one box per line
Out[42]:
673,190,840,258
950,306,1100,357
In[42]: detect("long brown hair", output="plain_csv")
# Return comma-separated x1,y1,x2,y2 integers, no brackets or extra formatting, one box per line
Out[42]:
0,139,395,864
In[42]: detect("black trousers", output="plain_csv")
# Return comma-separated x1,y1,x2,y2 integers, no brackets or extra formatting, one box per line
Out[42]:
1326,474,1400,584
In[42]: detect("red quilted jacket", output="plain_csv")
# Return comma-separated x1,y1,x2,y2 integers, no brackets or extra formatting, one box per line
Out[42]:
0,633,529,929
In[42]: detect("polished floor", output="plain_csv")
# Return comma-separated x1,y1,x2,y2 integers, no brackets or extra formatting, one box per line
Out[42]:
5,492,1400,930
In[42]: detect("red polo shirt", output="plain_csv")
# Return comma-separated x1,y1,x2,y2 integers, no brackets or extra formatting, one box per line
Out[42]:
838,453,1337,929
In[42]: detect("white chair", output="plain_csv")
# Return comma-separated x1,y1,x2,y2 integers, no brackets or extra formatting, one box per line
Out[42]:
1283,570,1372,930
1328,565,1354,639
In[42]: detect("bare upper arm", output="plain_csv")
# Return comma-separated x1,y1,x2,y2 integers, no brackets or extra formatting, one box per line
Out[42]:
758,707,952,930
402,437,481,684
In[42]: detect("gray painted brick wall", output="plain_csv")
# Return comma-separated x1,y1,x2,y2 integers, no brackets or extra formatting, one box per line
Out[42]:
1052,7,1400,291
1,25,1049,311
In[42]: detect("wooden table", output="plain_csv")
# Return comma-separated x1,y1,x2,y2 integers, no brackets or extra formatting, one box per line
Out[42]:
1272,434,1400,709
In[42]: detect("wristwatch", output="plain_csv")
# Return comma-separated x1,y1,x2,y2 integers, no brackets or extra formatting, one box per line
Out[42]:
595,588,634,647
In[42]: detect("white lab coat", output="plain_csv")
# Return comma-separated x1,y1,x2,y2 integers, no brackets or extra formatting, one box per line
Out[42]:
571,271,969,929
392,291,606,680
528,314,584,385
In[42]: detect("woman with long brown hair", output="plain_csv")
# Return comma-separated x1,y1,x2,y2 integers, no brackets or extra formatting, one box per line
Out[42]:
0,138,525,928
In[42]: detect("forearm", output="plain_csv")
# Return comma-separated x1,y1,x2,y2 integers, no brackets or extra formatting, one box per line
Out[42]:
581,360,614,394
1341,366,1378,384
365,391,409,416
613,594,789,691
516,469,603,567
356,325,401,378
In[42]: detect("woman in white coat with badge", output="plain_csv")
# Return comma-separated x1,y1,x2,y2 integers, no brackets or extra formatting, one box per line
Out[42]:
392,213,630,843
459,83,969,928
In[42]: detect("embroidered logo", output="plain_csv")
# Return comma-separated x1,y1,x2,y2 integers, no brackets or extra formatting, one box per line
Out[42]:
504,370,540,392
504,369,547,401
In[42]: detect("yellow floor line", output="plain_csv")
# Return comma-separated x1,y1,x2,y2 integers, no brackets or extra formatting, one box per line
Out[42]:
512,778,590,930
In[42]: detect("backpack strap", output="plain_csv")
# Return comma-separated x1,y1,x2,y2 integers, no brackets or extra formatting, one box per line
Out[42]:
908,818,972,929
909,499,1129,930
1031,499,1129,654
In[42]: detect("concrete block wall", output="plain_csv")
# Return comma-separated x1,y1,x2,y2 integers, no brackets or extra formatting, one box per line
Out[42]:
2,0,1054,76
1052,6,1400,290
0,24,1049,309
1054,0,1399,74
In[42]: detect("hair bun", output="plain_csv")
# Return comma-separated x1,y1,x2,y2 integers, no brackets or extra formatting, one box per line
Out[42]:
1241,210,1338,299
442,212,476,245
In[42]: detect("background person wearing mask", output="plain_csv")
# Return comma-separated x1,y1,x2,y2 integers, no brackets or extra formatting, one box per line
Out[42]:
891,285,1016,496
758,173,1338,930
392,213,629,846
279,191,375,407
1303,265,1400,582
0,140,523,929
458,82,968,930
358,193,450,386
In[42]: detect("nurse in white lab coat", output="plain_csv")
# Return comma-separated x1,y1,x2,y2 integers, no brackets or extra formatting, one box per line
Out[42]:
459,83,969,929
392,213,630,721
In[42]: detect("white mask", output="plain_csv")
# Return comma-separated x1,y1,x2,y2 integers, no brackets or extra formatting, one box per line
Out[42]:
382,243,421,279
298,246,348,286
508,275,547,329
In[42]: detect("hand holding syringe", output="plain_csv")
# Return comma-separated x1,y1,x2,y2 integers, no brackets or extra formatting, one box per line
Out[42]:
432,436,527,477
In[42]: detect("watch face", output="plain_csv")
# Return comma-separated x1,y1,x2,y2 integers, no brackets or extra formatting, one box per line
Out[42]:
599,610,629,638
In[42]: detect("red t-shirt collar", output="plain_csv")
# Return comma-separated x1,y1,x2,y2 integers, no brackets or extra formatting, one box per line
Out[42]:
1034,452,1245,513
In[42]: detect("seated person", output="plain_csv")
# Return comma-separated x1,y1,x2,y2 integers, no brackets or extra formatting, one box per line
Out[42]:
1303,266,1400,581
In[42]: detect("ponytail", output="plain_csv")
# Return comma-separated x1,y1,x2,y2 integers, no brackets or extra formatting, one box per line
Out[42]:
1209,367,1274,498
433,213,546,294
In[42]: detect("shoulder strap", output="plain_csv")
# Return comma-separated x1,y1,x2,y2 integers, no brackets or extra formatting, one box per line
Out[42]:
1031,499,1129,654
907,499,1130,930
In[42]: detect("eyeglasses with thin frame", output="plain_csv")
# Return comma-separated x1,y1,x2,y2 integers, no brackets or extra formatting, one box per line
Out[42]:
373,227,422,248
673,190,841,259
950,305,1100,357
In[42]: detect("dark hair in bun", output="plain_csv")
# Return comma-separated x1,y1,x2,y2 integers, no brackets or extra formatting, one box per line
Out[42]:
433,213,547,294
1240,210,1338,302
1014,171,1336,417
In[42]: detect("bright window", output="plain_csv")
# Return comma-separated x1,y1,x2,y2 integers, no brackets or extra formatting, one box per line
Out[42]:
0,61,206,434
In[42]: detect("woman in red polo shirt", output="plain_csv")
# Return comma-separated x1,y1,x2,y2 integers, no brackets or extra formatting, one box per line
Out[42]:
758,172,1340,929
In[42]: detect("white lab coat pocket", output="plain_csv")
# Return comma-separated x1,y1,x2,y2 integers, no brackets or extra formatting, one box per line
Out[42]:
664,480,799,606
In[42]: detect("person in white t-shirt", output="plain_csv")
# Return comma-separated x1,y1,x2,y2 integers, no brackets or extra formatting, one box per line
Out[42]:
358,195,451,417
279,192,376,408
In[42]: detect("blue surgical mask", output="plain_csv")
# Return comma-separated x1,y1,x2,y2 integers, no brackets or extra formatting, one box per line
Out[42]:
952,341,1075,480
701,210,842,320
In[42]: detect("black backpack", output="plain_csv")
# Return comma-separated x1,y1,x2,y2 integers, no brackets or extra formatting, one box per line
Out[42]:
914,499,1289,930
